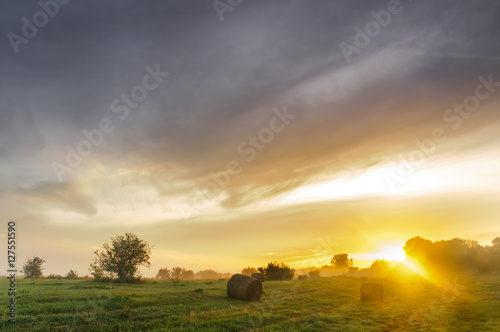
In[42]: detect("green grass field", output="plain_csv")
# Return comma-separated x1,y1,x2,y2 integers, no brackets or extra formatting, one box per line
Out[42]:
1,275,500,331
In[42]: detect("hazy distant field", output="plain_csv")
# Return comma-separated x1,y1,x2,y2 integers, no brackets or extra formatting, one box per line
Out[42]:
1,275,500,331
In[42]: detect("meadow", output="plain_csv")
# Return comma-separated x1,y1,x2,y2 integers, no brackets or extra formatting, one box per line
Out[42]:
1,275,500,331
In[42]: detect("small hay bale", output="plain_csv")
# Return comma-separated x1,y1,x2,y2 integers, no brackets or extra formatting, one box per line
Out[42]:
361,276,368,281
298,275,308,280
251,273,265,282
227,274,262,301
360,283,383,301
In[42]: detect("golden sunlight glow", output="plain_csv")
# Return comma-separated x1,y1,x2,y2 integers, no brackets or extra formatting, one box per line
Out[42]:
402,258,463,295
402,258,433,281
377,246,407,262
273,162,443,206
353,244,407,267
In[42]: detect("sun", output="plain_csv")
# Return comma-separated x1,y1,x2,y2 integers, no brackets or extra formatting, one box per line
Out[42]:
378,245,407,262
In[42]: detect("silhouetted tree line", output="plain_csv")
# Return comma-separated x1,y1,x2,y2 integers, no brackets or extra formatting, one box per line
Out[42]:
156,267,231,280
404,236,500,275
156,267,194,280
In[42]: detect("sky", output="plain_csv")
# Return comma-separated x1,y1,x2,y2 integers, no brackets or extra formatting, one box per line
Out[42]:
1,0,500,277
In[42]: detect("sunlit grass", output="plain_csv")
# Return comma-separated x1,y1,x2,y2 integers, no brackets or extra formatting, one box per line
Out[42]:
0,275,499,331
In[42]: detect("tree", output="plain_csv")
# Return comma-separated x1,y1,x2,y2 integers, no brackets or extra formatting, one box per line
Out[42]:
492,237,500,248
66,270,79,279
320,264,335,271
348,266,359,274
22,256,46,278
258,262,295,280
156,268,171,280
241,266,257,276
194,269,221,280
331,253,353,270
171,267,183,281
89,261,110,280
309,269,320,278
404,236,500,275
181,269,194,280
490,237,500,271
89,232,152,281
369,259,391,277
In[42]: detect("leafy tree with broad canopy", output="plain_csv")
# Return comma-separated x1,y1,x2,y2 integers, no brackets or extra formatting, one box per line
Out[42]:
331,253,354,270
89,232,152,281
22,256,46,278
156,267,171,280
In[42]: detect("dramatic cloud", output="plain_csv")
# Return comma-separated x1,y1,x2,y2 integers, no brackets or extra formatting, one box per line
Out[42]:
1,0,499,275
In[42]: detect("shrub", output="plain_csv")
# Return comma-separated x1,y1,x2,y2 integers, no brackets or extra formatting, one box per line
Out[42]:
66,270,79,279
309,269,320,278
258,262,295,280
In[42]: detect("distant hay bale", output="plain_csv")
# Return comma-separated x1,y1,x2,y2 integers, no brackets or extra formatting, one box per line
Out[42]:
298,275,308,280
227,274,262,301
361,276,368,281
360,283,383,301
251,273,265,282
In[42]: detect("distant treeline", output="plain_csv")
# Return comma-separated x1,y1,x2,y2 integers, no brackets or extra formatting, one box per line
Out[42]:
404,236,500,274
242,262,296,280
156,267,232,280
295,236,500,279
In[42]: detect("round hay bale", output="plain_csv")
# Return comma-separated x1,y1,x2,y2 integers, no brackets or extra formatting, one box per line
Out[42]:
251,272,265,282
227,274,262,301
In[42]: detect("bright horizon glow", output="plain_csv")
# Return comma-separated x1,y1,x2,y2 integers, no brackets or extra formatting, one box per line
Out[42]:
351,245,407,268
260,147,500,211
377,246,407,262
271,163,442,207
